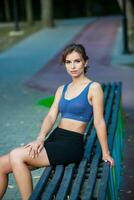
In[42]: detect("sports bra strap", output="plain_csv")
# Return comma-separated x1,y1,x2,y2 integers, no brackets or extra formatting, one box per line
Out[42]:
62,84,68,95
88,81,94,90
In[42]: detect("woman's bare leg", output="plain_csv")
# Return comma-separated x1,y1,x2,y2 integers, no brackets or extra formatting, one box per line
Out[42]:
10,147,50,200
0,154,12,199
0,152,39,199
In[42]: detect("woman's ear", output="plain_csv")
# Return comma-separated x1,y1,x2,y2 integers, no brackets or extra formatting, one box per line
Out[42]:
85,60,88,67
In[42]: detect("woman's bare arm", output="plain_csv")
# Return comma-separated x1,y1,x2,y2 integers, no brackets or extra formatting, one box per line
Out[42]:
37,85,64,141
24,85,64,158
90,82,114,166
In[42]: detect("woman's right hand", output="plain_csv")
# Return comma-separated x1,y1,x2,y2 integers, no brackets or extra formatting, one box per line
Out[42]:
24,139,44,159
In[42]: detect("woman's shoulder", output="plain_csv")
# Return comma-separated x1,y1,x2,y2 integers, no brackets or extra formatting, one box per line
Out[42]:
91,81,102,89
89,81,104,98
55,84,67,97
57,84,65,91
89,81,103,95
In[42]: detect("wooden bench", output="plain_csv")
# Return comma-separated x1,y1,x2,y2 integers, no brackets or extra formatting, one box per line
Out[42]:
29,82,123,200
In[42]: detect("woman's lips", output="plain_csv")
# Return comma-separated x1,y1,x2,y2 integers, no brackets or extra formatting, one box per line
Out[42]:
70,71,77,73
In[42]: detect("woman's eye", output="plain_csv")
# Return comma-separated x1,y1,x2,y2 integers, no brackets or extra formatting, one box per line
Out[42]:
75,60,81,63
65,60,71,64
65,60,81,64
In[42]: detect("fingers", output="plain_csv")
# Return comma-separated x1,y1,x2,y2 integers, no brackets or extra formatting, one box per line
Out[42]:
37,145,43,154
104,158,114,167
28,146,33,157
110,158,115,167
24,141,43,159
24,143,31,148
104,159,108,162
32,149,36,158
29,147,37,158
24,144,37,158
29,145,43,159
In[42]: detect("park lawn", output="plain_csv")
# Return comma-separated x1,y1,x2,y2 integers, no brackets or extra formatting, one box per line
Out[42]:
0,22,44,52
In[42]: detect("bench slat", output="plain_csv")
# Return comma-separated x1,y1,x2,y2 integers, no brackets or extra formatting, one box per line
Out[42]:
55,163,76,200
69,159,88,200
41,165,64,200
29,166,53,200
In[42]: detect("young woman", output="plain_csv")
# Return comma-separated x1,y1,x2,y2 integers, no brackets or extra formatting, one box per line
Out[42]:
0,43,114,200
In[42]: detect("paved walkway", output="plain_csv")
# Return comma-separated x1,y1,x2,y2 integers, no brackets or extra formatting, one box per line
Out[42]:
0,16,134,199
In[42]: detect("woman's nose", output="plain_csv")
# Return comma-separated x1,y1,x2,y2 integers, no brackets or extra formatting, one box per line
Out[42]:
71,62,76,68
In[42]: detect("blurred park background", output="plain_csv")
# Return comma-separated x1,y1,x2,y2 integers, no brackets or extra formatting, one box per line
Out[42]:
0,0,134,52
0,0,134,200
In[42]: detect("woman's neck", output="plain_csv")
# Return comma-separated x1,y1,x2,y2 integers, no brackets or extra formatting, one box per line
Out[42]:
71,76,89,86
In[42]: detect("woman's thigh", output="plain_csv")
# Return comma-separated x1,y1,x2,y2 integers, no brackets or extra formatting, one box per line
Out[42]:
10,146,50,168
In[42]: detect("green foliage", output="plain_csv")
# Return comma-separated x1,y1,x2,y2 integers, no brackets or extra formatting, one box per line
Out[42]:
37,96,54,108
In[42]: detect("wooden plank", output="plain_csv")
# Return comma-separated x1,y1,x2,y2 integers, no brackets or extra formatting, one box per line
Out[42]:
55,163,76,200
82,150,101,200
69,159,88,200
29,166,53,200
41,165,64,200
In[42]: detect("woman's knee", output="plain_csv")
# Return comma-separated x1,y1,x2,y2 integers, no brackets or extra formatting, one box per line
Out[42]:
0,157,6,174
10,147,24,165
0,155,11,174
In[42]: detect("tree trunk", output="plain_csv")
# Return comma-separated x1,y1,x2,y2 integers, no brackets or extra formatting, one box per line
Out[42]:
26,0,33,25
126,0,134,30
117,0,134,30
41,0,54,27
85,0,92,16
4,0,10,21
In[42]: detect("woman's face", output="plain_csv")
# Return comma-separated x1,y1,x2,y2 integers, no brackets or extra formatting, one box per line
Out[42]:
64,51,87,77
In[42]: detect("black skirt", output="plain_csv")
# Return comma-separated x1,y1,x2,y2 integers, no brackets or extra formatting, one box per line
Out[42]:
44,127,84,165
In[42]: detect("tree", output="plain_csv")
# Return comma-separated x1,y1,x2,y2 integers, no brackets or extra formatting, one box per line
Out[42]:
117,0,134,30
85,0,92,16
41,0,54,27
4,0,10,21
26,0,33,25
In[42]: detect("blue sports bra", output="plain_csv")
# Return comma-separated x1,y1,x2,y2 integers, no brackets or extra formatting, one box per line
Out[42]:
58,82,93,122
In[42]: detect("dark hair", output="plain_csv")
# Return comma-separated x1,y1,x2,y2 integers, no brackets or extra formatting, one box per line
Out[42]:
61,43,89,74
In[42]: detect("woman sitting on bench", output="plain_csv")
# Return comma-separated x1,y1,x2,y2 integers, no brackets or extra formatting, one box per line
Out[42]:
0,43,114,200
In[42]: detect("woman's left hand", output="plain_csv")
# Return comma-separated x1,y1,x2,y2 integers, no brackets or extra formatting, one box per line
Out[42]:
102,153,115,167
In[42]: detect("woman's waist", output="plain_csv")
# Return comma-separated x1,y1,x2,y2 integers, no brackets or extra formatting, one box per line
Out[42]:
58,118,87,134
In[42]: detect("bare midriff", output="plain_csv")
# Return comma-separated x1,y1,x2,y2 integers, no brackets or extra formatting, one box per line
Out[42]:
58,118,87,134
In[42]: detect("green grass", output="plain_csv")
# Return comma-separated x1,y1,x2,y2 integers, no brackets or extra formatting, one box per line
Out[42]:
0,22,45,52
